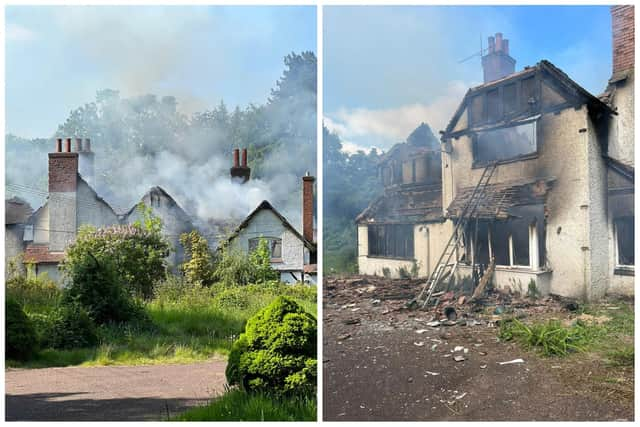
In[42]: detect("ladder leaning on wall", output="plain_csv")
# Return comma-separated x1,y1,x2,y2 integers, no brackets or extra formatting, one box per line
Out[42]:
410,162,498,309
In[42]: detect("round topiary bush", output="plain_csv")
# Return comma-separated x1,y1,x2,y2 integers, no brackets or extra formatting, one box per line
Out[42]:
225,296,317,395
43,302,99,350
6,299,38,360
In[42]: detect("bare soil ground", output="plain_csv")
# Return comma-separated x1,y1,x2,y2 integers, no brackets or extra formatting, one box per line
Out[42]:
5,359,226,421
323,275,634,421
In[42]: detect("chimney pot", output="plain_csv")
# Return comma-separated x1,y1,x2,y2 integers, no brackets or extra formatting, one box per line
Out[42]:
65,138,72,153
241,148,248,167
495,32,503,51
233,148,240,168
503,39,509,55
488,36,495,53
56,138,62,153
75,137,83,152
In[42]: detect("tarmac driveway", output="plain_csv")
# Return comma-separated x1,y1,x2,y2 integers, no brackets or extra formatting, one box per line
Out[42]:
5,360,227,421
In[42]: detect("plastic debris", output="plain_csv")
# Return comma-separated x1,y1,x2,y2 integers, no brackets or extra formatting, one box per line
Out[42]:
454,355,466,362
498,358,525,365
425,371,440,376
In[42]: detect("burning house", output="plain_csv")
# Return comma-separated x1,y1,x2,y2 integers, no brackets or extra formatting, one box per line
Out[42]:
9,137,196,281
223,173,318,284
357,7,634,300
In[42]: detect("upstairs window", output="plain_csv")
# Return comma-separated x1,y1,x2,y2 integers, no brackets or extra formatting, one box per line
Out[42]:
368,224,414,259
473,121,537,166
249,237,282,261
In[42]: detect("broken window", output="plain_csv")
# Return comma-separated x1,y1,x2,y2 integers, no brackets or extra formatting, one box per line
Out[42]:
521,76,537,111
614,217,634,266
470,95,484,125
473,121,537,165
503,83,517,114
490,222,510,266
368,224,414,259
487,89,500,122
249,237,282,261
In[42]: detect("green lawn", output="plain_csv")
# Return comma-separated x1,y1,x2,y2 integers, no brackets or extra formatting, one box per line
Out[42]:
7,282,316,368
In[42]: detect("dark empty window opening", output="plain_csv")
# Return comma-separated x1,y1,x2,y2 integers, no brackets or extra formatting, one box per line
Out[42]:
521,76,537,111
510,218,530,266
249,237,282,261
503,83,517,114
473,121,537,165
470,95,484,125
615,217,634,266
368,224,414,259
490,222,510,266
487,89,500,122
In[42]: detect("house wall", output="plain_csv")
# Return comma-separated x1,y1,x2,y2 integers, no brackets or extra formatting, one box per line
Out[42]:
32,204,50,244
607,76,634,166
444,106,605,299
125,192,194,268
36,263,61,282
357,221,451,278
230,209,305,275
76,180,120,229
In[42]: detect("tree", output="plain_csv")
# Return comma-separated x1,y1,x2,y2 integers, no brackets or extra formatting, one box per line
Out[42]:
249,238,279,284
180,230,216,286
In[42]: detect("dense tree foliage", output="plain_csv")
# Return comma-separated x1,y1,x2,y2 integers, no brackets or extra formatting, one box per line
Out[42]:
322,127,381,273
180,230,217,287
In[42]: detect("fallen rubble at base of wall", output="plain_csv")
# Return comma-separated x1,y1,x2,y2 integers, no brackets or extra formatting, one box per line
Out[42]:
324,274,594,328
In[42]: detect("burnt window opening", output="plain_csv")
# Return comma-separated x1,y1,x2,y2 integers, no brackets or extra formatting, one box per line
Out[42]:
487,89,500,122
503,83,517,114
393,161,402,185
368,224,414,259
473,121,537,166
614,217,634,266
521,76,537,111
249,237,282,261
470,95,484,125
465,216,541,269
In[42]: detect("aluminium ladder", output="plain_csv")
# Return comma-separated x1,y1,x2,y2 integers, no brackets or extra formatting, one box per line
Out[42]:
411,163,498,309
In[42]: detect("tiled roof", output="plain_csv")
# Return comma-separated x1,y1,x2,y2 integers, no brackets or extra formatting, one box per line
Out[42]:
357,183,444,224
446,178,555,220
24,244,64,264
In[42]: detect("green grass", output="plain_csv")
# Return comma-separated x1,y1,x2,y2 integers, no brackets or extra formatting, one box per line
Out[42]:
7,281,316,368
173,390,316,421
498,301,634,359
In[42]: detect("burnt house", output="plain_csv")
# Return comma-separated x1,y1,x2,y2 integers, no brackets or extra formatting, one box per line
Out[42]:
357,8,634,300
356,126,448,277
224,174,318,284
11,137,196,281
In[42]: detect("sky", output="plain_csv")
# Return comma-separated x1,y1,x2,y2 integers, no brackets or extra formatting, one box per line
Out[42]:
6,5,316,138
324,5,613,153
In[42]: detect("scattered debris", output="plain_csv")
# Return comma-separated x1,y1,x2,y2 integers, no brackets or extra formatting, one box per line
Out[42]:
480,364,487,369
425,371,440,376
414,341,425,347
416,329,429,334
338,333,351,341
427,321,441,327
455,392,467,400
453,346,465,352
454,355,466,362
498,358,525,365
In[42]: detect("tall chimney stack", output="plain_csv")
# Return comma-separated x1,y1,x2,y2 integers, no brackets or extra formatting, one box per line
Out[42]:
230,147,251,183
612,5,634,77
48,137,79,251
481,32,516,83
302,172,315,243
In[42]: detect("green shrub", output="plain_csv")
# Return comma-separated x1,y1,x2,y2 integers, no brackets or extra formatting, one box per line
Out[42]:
42,302,99,350
6,299,38,360
214,248,256,287
248,238,279,284
61,252,143,325
6,273,61,314
153,275,213,309
226,296,317,395
62,206,170,299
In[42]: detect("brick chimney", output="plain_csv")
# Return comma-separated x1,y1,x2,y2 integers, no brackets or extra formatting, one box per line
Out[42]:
612,5,634,76
302,172,315,243
78,137,95,186
481,32,516,83
230,147,251,183
48,138,79,251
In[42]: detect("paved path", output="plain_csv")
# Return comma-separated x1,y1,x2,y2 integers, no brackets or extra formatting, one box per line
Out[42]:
5,360,227,421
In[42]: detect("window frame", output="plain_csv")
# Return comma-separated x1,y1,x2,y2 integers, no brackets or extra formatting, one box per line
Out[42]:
471,119,539,168
248,236,283,263
367,223,415,260
613,216,634,275
468,220,539,270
